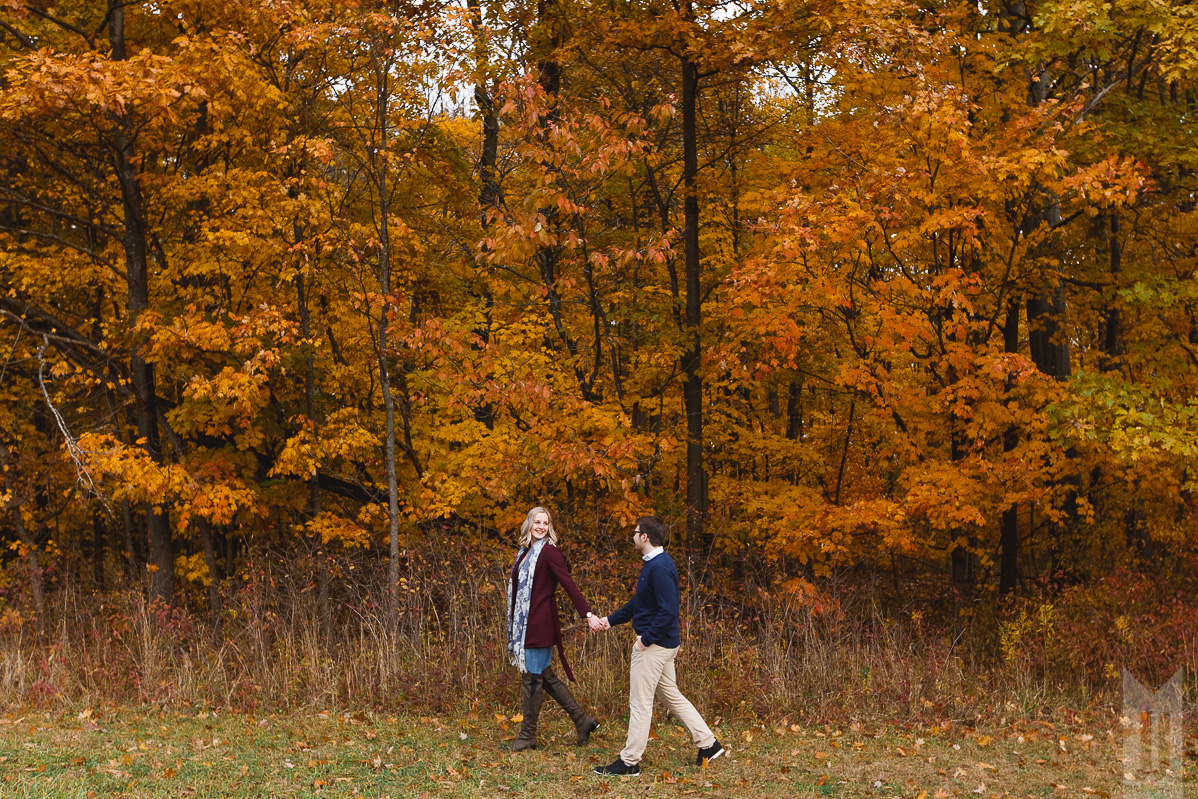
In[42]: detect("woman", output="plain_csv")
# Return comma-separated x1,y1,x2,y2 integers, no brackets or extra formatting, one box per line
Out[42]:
506,506,601,751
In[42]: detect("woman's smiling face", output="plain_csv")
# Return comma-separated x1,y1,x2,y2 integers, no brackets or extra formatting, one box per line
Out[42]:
530,511,551,541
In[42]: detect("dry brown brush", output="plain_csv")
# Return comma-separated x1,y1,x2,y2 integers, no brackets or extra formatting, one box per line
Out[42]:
0,534,1194,725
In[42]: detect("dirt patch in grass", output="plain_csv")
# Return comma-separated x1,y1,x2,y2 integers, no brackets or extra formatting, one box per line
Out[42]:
0,706,1186,798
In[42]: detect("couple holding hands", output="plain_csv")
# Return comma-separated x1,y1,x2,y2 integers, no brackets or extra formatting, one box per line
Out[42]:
505,507,725,777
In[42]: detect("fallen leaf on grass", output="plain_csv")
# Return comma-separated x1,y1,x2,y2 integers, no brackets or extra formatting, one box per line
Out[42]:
975,735,993,747
972,784,985,794
815,751,829,760
815,775,829,786
976,762,996,771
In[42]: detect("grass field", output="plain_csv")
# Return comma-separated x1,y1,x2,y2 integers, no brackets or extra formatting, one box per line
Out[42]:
1,702,1178,798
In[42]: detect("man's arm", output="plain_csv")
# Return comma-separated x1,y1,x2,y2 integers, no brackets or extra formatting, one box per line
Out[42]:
605,596,636,628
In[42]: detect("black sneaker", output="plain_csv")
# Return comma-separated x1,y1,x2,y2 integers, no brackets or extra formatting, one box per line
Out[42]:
593,758,640,776
696,740,725,766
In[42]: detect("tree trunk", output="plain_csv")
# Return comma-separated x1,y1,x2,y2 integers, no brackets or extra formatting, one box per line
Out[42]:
0,446,45,639
999,300,1021,596
11,503,45,640
1026,287,1071,380
92,510,105,591
367,54,403,627
1102,213,1124,369
784,379,803,441
949,428,975,599
196,517,221,616
469,0,498,430
680,45,707,544
110,0,173,602
120,498,137,578
296,268,332,645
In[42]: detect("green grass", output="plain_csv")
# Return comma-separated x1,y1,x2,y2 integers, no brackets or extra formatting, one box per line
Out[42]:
0,704,1180,798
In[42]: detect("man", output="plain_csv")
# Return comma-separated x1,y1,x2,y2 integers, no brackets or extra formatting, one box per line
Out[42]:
588,515,724,776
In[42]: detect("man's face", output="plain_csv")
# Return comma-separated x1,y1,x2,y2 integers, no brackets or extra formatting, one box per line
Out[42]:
632,526,645,550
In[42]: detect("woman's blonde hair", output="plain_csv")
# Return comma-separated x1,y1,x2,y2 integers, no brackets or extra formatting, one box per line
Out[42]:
517,506,559,548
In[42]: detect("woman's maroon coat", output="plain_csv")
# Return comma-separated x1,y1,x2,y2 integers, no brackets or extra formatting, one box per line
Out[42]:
510,543,590,680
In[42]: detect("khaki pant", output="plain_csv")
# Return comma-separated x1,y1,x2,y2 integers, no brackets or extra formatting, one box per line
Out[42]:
619,644,715,765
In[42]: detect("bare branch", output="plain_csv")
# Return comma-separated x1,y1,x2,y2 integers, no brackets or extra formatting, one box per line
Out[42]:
35,336,110,508
0,19,37,50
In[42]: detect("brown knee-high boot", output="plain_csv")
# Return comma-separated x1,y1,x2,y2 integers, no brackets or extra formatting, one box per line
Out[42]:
511,672,544,752
541,665,600,746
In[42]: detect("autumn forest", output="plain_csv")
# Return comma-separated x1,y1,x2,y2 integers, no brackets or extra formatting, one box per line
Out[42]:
1,0,1196,718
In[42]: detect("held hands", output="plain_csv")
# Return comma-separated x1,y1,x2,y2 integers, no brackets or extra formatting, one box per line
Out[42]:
587,614,610,633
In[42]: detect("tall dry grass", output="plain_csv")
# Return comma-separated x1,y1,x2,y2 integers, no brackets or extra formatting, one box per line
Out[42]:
0,539,1193,725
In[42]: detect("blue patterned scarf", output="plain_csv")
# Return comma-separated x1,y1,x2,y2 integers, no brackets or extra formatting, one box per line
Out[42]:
506,538,547,673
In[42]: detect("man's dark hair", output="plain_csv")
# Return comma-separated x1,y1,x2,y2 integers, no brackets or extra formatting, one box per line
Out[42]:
636,515,668,547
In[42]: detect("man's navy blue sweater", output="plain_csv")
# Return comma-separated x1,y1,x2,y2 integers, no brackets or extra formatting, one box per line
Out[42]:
607,551,681,648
